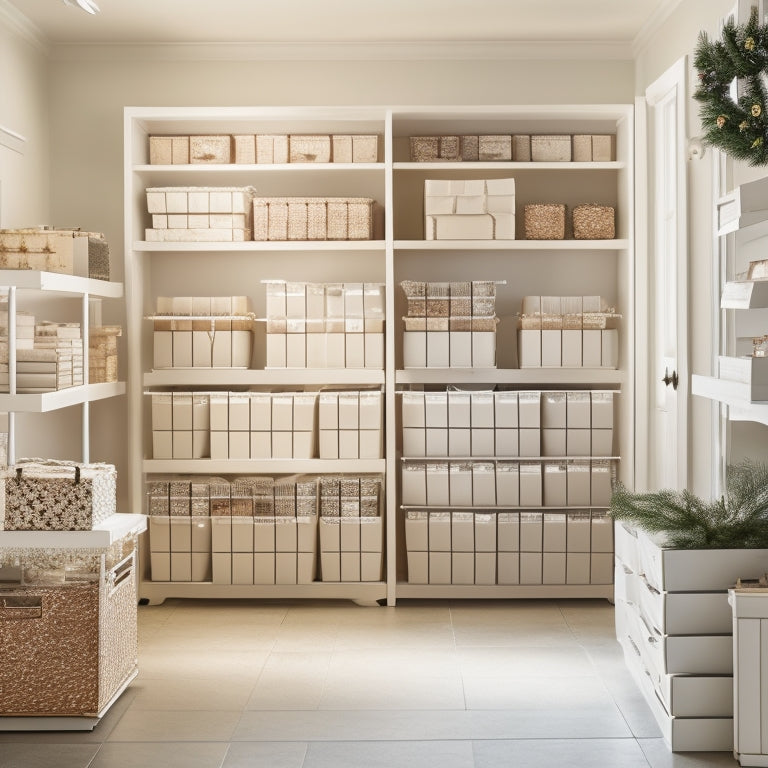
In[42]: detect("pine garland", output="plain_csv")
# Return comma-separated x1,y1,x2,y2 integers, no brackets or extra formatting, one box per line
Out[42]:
610,461,768,549
694,7,768,165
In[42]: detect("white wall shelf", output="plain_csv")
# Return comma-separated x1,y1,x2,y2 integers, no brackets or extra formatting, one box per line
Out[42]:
0,382,126,413
395,368,624,386
692,374,768,427
144,369,385,388
0,513,146,550
142,459,386,474
0,270,123,298
125,104,634,606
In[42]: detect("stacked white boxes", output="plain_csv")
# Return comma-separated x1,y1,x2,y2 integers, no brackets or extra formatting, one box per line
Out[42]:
265,281,384,369
424,178,515,240
517,295,620,368
614,522,768,752
147,476,318,586
151,296,254,370
318,475,384,582
318,390,384,459
145,186,255,242
402,388,616,586
401,280,500,368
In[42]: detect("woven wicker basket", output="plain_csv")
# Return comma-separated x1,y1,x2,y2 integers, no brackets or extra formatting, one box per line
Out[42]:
524,204,566,240
573,204,615,240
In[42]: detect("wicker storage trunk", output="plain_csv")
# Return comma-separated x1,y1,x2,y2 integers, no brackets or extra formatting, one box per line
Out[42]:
572,204,615,240
524,204,566,240
252,197,375,241
0,549,138,717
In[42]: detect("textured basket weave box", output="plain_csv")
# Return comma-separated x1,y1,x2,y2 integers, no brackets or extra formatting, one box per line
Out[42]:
189,135,233,164
3,460,117,531
255,134,289,164
330,135,379,163
530,135,572,162
409,136,460,162
252,197,374,241
148,136,189,164
0,549,138,717
524,204,566,240
478,135,512,161
289,135,331,163
572,204,615,240
512,135,531,161
233,135,256,164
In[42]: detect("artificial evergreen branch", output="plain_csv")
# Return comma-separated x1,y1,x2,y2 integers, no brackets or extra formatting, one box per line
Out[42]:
610,461,768,549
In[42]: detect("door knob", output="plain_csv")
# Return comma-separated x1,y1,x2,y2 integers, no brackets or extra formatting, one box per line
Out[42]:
662,367,679,390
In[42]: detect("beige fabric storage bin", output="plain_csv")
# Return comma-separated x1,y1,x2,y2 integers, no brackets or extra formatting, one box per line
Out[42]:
573,204,615,240
524,204,566,240
233,135,256,164
149,136,190,164
289,135,331,163
189,135,233,164
530,135,572,162
252,197,375,241
409,136,460,162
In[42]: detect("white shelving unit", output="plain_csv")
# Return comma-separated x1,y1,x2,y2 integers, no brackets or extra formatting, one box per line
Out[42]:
0,270,131,730
124,105,635,606
693,185,768,431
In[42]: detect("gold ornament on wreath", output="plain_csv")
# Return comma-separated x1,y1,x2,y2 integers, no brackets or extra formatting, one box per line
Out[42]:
694,7,768,165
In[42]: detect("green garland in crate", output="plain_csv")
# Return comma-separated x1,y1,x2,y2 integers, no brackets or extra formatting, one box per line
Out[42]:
694,7,768,165
610,461,768,549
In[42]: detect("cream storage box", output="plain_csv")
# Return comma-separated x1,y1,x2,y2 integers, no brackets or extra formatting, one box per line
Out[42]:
424,179,515,240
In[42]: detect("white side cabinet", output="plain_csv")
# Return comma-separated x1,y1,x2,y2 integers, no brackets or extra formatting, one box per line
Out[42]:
731,589,768,766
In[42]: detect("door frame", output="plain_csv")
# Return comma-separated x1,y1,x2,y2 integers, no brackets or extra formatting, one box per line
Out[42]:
639,55,690,491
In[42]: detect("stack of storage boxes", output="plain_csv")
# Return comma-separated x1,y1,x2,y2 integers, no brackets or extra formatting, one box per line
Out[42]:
318,475,384,582
145,187,255,242
89,325,121,383
614,522,768,751
402,280,500,368
151,296,254,369
253,197,375,241
517,296,620,368
151,389,384,460
265,281,384,369
401,388,616,586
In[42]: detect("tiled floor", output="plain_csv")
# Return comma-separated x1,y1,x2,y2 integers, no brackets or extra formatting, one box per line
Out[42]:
0,599,740,768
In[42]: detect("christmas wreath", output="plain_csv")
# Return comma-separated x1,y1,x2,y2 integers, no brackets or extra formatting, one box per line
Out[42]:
694,7,768,165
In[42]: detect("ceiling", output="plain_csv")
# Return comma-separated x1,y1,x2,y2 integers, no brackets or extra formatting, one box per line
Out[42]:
4,0,677,47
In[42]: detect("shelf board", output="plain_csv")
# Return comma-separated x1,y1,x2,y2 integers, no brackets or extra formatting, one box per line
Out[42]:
134,240,385,253
139,580,386,605
692,374,768,426
394,239,629,251
396,368,623,386
0,270,123,298
144,368,385,387
393,161,625,171
0,513,146,549
134,163,384,173
395,583,614,599
401,505,611,511
0,382,126,412
143,458,386,474
721,279,768,309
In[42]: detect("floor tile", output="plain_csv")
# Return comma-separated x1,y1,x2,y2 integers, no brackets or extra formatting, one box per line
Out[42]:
107,709,240,742
0,743,99,768
637,739,739,767
473,737,651,768
319,673,465,710
127,676,256,711
136,649,269,680
303,740,475,768
245,651,332,711
89,742,229,768
221,742,307,768
457,645,597,677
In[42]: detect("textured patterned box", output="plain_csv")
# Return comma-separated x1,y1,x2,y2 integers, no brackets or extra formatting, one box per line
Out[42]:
252,197,375,241
409,136,460,162
523,203,566,240
289,135,331,163
572,204,615,240
530,135,572,162
189,135,233,164
0,549,138,716
3,460,117,531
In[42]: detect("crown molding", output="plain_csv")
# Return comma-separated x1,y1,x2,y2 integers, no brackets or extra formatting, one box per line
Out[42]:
631,0,685,58
0,0,49,53
50,39,634,63
0,123,27,154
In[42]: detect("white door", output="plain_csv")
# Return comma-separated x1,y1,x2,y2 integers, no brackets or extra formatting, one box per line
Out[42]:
645,58,689,491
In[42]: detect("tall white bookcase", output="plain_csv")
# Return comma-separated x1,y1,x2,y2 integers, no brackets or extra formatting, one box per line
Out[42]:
124,105,635,606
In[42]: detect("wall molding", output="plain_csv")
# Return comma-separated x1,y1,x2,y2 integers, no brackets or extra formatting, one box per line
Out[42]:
0,0,49,53
0,124,27,155
50,39,634,63
632,0,685,58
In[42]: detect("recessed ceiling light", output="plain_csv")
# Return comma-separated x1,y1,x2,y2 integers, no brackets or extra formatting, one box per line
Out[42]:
62,0,100,14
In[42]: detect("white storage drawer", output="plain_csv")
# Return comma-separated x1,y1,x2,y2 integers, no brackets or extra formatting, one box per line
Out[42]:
637,579,732,636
